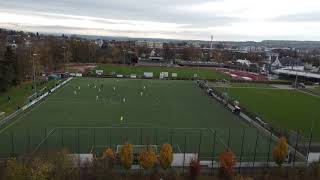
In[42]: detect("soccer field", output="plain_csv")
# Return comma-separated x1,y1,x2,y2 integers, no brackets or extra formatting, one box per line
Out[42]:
216,87,320,141
0,78,275,161
95,65,229,80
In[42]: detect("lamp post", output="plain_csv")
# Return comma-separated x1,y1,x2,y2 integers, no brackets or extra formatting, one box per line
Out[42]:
123,49,126,64
62,46,66,72
32,53,38,96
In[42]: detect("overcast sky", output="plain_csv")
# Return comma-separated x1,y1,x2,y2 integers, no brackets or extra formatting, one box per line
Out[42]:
0,0,320,41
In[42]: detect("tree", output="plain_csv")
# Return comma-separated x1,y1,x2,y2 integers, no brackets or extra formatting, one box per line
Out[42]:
273,137,289,166
15,46,32,82
0,46,17,91
103,148,116,169
103,148,116,160
182,47,201,61
159,144,173,170
111,47,122,63
139,147,158,171
189,158,200,180
163,44,175,62
219,149,237,177
120,143,134,170
48,149,79,179
4,158,29,180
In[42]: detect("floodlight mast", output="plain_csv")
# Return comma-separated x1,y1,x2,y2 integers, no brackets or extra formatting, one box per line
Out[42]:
210,35,213,51
62,46,66,72
32,53,38,96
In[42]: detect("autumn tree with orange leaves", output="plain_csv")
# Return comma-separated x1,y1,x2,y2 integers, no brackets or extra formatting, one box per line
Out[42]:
219,149,237,177
103,148,115,160
103,148,116,169
139,148,158,171
159,144,174,170
273,137,289,166
120,143,134,170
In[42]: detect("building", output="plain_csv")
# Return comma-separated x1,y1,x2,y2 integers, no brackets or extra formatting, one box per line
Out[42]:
135,41,163,49
149,49,163,61
135,40,147,47
273,69,320,82
95,39,104,47
6,40,18,49
236,59,252,66
271,57,304,71
266,52,279,64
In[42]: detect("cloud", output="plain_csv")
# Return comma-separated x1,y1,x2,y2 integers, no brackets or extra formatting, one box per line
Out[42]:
273,12,320,23
0,0,320,41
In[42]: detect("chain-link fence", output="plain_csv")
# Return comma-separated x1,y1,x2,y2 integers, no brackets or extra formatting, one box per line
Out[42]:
201,80,316,162
0,126,307,164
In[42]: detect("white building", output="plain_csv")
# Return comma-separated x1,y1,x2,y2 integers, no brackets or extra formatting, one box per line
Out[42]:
136,41,163,49
236,59,252,66
135,41,147,47
95,39,104,47
149,49,163,61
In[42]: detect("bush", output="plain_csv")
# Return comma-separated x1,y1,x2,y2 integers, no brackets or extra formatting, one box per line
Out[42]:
30,158,54,180
48,149,78,179
219,149,237,178
309,161,320,178
4,158,29,180
166,168,180,180
233,175,254,180
189,158,201,180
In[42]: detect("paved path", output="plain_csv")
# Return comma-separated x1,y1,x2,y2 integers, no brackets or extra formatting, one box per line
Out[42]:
297,89,320,98
271,84,294,89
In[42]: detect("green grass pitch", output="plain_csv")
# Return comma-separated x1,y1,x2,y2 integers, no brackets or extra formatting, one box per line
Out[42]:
0,78,274,161
216,87,320,141
95,65,230,80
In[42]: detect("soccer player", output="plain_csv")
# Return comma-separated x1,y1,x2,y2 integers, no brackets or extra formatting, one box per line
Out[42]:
74,90,77,95
96,95,99,101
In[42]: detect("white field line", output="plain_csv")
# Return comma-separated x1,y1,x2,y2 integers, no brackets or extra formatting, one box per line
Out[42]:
209,129,228,149
31,128,57,154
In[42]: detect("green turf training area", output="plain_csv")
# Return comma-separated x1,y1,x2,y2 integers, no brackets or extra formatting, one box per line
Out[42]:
95,65,229,80
0,80,59,120
0,78,276,162
216,87,320,141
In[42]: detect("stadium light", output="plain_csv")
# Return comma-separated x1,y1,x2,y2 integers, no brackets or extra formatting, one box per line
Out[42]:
32,53,38,96
62,46,66,72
